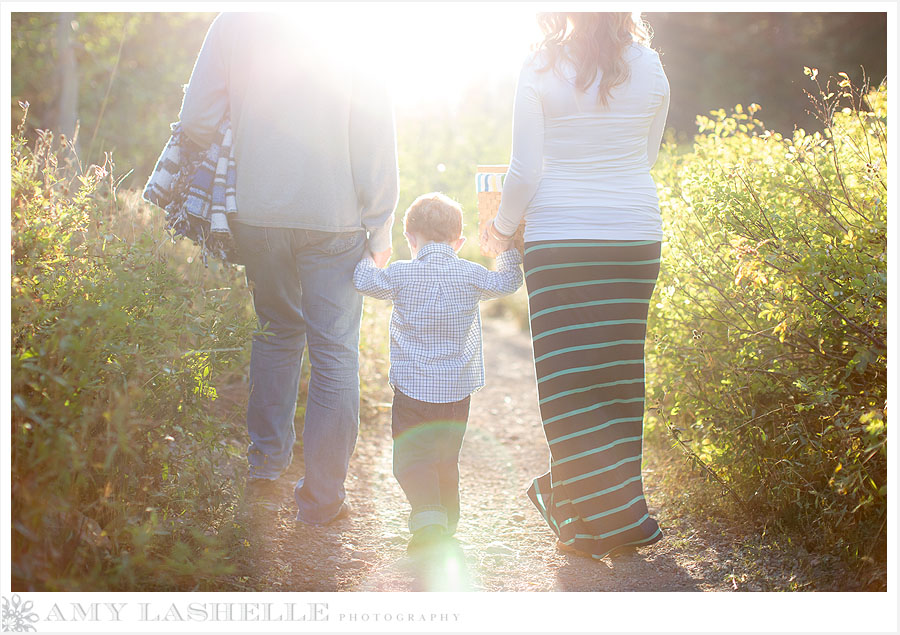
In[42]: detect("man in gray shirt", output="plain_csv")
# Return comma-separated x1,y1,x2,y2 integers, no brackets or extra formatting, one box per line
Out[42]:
180,12,398,524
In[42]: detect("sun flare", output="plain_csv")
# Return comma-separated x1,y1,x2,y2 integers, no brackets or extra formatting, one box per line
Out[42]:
269,4,542,106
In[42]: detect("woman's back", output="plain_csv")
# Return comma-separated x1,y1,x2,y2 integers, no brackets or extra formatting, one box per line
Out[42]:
496,41,670,242
540,44,667,175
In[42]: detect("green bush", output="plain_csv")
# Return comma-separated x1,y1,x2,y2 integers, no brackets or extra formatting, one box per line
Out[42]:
647,72,887,565
11,105,257,590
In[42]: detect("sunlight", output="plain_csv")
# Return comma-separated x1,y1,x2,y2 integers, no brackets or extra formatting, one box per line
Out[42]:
407,539,472,591
271,3,542,106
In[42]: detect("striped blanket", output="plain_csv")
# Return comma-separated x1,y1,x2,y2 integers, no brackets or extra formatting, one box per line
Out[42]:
142,119,240,265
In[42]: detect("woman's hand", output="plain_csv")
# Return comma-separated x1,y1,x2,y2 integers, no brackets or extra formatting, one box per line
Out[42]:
480,219,514,257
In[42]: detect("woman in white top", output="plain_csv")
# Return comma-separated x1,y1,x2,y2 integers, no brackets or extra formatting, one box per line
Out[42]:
482,12,669,560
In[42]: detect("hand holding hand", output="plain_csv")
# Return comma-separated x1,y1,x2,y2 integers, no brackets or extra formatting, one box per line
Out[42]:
371,246,392,268
480,220,513,258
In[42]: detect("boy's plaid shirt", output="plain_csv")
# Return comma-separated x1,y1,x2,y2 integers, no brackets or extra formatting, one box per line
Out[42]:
353,243,523,403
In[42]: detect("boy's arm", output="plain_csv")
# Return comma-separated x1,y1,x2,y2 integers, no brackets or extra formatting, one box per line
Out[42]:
353,256,395,300
477,249,524,300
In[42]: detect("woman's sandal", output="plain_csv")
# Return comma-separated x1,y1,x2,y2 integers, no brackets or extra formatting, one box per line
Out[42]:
557,540,638,559
556,540,577,553
556,540,590,557
606,544,638,558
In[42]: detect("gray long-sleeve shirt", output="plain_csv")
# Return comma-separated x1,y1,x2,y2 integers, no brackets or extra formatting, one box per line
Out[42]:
179,13,398,252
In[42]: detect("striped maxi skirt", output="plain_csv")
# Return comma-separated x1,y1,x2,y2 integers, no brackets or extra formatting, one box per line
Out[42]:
524,239,663,559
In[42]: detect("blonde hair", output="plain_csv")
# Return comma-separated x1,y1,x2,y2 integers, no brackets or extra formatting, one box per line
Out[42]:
535,12,653,107
403,192,464,243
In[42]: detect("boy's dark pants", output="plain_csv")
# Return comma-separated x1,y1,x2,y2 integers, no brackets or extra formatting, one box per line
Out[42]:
391,389,470,534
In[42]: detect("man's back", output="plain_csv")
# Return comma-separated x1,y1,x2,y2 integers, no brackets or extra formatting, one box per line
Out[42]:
180,13,397,250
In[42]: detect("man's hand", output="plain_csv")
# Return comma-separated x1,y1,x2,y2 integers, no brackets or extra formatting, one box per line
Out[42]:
371,247,392,268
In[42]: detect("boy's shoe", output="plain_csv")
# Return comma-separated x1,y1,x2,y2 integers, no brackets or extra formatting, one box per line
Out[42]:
407,524,446,554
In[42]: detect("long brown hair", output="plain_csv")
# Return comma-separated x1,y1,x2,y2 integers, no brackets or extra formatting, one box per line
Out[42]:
536,12,653,107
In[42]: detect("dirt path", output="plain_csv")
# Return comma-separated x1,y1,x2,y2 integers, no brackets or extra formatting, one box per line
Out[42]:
233,317,754,592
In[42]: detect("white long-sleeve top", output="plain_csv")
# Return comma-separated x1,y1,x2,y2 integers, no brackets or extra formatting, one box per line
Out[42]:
494,43,670,242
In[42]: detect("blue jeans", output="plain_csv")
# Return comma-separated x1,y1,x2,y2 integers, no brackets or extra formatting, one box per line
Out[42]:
232,222,366,525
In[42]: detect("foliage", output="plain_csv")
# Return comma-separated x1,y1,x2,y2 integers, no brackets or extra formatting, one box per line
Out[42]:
10,105,257,590
647,73,887,566
10,12,216,187
646,12,887,136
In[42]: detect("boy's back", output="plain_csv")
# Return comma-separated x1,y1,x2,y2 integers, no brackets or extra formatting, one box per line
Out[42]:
354,242,522,404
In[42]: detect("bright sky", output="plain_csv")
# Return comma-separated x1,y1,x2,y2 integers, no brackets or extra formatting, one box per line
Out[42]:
300,3,544,106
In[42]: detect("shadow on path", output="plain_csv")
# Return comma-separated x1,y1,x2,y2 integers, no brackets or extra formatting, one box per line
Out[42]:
554,549,701,592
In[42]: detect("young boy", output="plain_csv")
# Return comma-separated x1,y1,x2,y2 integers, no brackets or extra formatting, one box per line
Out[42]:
353,192,523,552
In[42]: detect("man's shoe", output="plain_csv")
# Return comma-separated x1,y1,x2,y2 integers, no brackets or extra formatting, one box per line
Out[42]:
330,501,352,523
295,501,352,526
246,478,281,511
